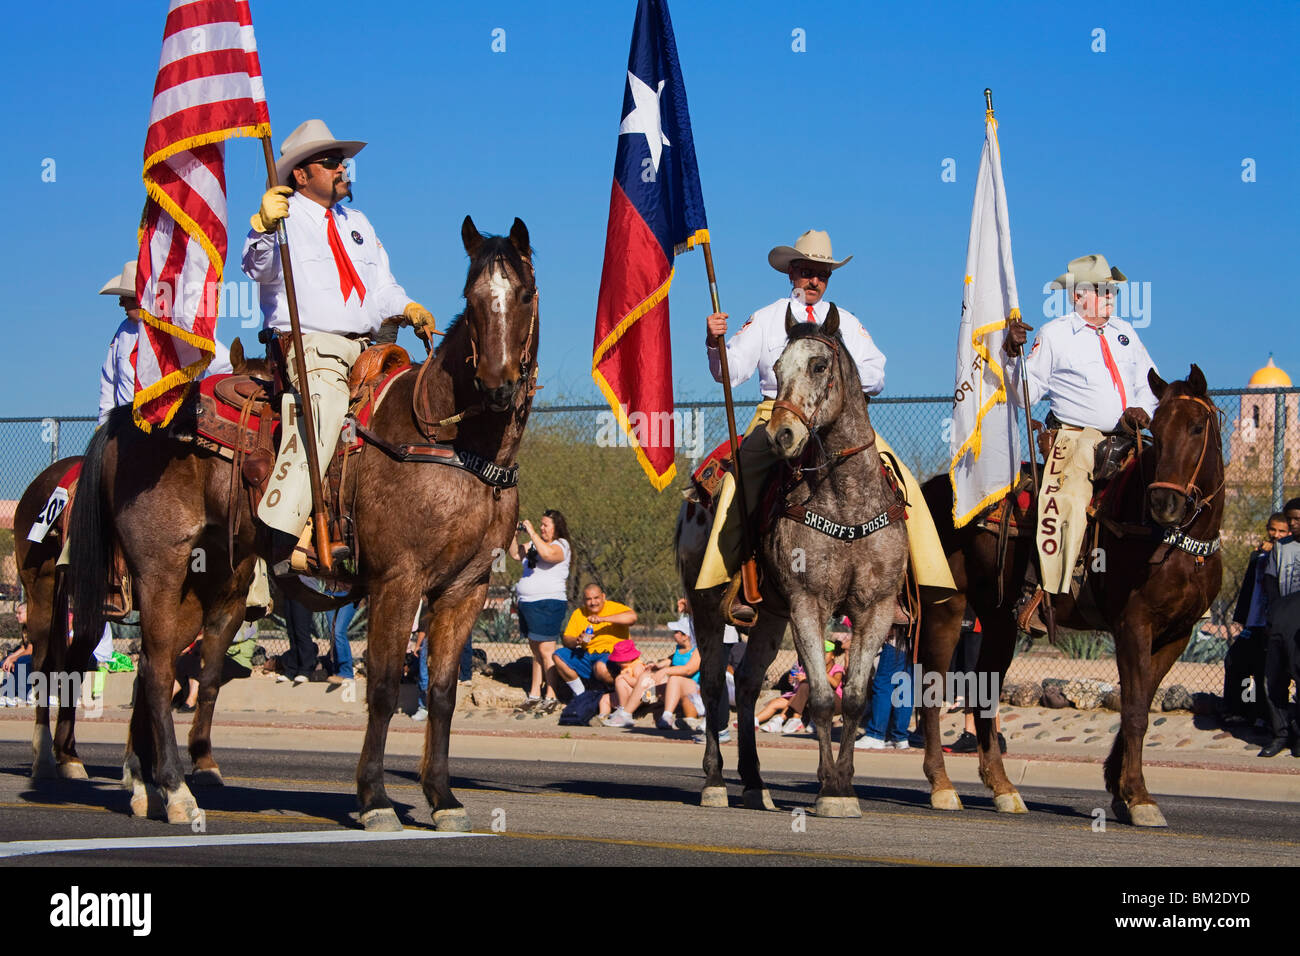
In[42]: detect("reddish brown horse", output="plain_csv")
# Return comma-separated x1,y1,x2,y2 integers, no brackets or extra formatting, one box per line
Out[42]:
12,456,95,780
917,366,1223,827
68,216,538,830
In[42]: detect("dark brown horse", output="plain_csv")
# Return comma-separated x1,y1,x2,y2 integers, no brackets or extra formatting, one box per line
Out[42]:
917,366,1223,827
12,456,93,780
68,216,538,830
678,313,909,815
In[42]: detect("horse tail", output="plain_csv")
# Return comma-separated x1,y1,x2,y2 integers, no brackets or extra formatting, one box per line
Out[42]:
67,417,116,665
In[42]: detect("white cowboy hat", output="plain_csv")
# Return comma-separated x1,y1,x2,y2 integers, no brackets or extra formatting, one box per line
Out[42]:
98,260,137,297
274,119,366,186
768,229,853,273
1051,253,1127,290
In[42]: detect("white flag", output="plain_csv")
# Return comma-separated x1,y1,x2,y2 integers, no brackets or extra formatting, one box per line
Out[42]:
948,108,1021,528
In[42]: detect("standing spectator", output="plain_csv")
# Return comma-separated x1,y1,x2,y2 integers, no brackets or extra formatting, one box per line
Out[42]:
275,597,319,684
935,611,1005,755
856,603,917,750
1259,498,1300,757
329,600,362,686
555,584,637,696
1223,513,1288,722
410,601,429,722
509,509,571,712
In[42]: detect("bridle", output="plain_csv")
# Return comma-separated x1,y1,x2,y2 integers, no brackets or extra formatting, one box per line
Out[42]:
1145,394,1225,529
414,252,538,441
771,331,873,473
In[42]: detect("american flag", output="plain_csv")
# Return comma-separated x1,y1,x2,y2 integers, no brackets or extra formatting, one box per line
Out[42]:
133,0,271,430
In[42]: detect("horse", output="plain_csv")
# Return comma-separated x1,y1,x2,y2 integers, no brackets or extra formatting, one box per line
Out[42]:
677,309,909,816
12,456,93,780
916,365,1223,827
68,216,538,830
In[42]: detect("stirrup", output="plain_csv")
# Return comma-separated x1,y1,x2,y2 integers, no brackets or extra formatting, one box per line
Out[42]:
720,573,757,629
289,522,352,576
1014,586,1048,636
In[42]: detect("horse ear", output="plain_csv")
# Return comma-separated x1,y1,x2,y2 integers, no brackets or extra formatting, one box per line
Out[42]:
1188,363,1208,396
462,215,484,257
823,303,840,337
509,218,530,257
784,305,797,336
1148,367,1167,400
230,337,244,372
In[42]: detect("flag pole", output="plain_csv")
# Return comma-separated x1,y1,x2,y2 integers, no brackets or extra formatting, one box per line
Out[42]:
701,240,761,607
259,135,334,574
987,87,1054,638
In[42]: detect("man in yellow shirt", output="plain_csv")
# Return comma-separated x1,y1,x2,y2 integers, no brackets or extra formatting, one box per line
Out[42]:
555,584,638,695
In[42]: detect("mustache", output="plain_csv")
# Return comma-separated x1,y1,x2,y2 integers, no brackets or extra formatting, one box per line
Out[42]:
333,177,353,204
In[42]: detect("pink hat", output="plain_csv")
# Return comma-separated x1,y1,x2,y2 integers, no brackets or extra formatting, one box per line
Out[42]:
608,640,640,664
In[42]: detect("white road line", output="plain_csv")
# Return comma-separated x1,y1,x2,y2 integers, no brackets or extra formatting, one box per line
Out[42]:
0,829,492,859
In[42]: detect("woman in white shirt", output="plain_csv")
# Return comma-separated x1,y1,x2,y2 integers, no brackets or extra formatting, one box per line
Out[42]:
509,509,572,712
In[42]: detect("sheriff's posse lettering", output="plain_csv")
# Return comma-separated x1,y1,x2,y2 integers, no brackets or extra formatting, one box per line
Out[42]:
801,508,894,541
1160,528,1221,557
49,885,151,936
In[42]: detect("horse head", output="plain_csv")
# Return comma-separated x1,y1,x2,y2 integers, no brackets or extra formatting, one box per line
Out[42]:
460,215,536,412
765,305,852,459
228,338,271,378
1146,364,1223,528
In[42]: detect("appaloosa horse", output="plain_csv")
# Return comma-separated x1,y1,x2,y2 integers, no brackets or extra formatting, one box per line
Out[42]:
917,366,1223,827
678,310,909,816
69,216,538,830
12,456,93,780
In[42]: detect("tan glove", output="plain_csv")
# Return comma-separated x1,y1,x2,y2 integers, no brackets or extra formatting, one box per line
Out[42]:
404,301,436,335
250,186,292,233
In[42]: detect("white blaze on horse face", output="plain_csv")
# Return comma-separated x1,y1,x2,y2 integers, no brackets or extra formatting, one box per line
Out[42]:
488,264,512,369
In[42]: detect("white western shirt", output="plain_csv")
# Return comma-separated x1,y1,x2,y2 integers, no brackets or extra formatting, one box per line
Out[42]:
1008,311,1158,431
98,319,138,425
707,295,887,398
241,191,411,336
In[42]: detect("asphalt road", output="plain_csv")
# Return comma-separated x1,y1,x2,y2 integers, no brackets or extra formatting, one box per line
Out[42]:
0,742,1296,867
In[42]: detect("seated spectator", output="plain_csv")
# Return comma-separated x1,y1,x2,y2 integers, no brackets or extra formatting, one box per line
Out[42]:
0,633,33,707
604,620,705,730
171,622,258,712
755,661,807,732
758,639,848,735
599,640,647,726
555,583,636,697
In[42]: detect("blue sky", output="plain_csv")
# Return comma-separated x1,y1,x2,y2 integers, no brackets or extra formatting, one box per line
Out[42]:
2,0,1296,419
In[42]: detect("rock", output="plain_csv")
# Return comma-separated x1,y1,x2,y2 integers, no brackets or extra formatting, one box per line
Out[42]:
1034,731,1050,739
1064,678,1113,710
1101,690,1123,711
1042,678,1069,691
1010,684,1042,707
1162,685,1194,712
1040,684,1070,709
1084,736,1103,744
470,680,528,709
1000,682,1016,703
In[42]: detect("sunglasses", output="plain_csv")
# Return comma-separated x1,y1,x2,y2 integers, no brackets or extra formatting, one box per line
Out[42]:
796,267,831,280
306,156,346,170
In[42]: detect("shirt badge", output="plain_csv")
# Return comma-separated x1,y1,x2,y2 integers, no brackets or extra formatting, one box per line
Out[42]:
351,230,364,245
1117,334,1129,346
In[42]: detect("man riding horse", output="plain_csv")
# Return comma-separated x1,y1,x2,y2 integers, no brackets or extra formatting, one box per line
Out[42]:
242,118,436,570
1004,253,1158,606
696,229,955,619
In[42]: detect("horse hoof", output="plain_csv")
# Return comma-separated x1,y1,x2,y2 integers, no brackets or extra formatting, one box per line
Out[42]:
993,792,1028,814
930,789,963,812
129,790,150,819
30,762,58,782
360,807,404,832
165,791,200,825
742,788,776,811
191,768,224,788
1128,803,1168,828
814,796,862,818
432,808,471,832
700,786,729,808
57,761,89,781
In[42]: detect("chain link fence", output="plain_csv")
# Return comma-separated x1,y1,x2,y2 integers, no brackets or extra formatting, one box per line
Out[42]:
3,386,1297,697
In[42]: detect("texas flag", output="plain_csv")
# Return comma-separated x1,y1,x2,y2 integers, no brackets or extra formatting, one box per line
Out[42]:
592,0,709,491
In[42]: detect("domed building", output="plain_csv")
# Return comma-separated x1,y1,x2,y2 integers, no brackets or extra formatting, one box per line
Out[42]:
1225,355,1297,500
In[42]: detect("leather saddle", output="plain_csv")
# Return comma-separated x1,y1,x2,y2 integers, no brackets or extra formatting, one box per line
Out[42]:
191,341,413,565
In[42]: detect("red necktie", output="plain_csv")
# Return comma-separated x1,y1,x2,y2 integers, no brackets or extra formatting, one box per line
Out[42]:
805,304,816,323
325,209,366,305
1095,326,1127,408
